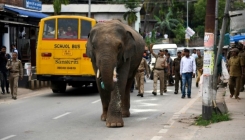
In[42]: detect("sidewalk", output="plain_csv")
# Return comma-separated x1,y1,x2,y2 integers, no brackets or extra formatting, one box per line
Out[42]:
0,87,51,102
162,86,245,140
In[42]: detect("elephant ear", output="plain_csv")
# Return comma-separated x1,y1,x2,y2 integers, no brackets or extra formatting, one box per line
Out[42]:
86,32,95,58
123,31,137,62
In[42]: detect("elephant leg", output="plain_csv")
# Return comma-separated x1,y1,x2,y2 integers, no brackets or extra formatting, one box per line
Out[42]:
95,76,110,121
106,82,124,127
122,77,133,117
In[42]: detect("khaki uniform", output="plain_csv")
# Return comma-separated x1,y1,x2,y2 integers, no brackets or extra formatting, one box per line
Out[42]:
195,56,203,84
6,59,23,98
135,58,149,94
173,57,182,93
152,53,167,95
228,56,244,98
238,51,245,91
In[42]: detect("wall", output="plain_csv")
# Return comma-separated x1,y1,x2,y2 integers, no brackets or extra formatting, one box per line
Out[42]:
2,25,10,53
0,0,24,7
94,13,127,24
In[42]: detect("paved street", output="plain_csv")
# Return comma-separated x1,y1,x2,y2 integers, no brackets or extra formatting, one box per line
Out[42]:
0,79,245,140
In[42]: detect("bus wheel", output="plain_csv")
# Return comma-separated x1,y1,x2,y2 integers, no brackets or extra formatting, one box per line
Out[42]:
52,89,59,93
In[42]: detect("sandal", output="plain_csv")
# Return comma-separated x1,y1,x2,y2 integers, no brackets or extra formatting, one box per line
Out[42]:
230,94,233,98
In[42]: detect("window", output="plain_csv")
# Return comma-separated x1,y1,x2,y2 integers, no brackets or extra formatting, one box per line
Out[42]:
58,18,78,39
42,19,55,39
81,20,91,39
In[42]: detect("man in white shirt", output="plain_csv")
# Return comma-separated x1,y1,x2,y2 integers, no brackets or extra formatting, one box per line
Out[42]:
180,49,196,98
191,49,198,59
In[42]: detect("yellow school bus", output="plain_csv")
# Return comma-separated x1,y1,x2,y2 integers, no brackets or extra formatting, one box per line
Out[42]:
36,15,96,93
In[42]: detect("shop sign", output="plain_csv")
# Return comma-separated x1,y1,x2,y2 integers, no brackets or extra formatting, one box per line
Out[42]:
25,0,42,11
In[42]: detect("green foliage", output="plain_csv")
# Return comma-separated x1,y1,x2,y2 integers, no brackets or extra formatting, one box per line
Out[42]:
123,0,140,26
154,7,179,35
232,1,245,10
53,0,69,15
145,30,157,46
195,112,231,126
172,23,185,44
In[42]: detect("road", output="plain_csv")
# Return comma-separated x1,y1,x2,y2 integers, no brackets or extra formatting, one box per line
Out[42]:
0,80,200,140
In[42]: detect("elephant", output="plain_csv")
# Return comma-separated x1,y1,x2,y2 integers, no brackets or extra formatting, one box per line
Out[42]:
86,20,145,127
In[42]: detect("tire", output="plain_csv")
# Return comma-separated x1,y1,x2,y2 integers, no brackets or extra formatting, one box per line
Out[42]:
52,89,59,93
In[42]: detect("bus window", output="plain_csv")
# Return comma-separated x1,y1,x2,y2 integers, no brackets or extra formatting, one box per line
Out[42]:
42,19,55,39
58,18,78,39
81,20,91,39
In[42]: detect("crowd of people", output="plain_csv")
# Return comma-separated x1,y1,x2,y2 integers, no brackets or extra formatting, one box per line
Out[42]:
131,43,245,100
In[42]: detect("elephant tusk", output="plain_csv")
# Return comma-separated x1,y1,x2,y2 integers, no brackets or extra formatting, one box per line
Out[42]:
97,69,100,78
113,67,118,82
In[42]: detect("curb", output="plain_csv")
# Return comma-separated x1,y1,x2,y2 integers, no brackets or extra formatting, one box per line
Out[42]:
29,80,51,90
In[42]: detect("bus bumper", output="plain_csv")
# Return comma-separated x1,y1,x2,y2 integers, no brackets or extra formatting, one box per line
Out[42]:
37,75,96,82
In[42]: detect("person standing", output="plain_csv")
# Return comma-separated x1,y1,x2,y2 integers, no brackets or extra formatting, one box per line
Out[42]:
228,48,244,100
6,52,23,100
166,53,174,86
172,51,182,94
0,46,11,94
238,44,245,92
191,49,198,59
180,49,196,98
163,49,169,92
150,44,168,96
195,50,203,87
135,55,150,97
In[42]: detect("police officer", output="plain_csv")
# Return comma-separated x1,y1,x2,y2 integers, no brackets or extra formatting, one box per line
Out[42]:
6,52,23,100
195,50,203,87
172,51,182,94
135,54,150,97
228,48,244,100
0,46,11,94
238,44,245,91
150,44,168,96
164,50,170,92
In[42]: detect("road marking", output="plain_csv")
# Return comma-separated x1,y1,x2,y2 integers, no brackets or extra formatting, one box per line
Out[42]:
53,112,71,119
92,99,101,104
0,135,16,140
158,129,168,133
151,136,162,140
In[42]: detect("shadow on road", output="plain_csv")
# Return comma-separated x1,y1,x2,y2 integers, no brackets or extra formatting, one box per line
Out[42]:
44,86,99,97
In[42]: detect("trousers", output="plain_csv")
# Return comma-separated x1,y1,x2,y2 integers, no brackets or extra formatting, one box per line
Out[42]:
153,70,165,94
9,73,19,98
135,72,145,94
229,76,241,98
1,72,9,92
174,70,182,92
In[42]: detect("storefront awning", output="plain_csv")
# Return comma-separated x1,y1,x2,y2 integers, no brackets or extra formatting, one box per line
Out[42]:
0,20,38,27
230,34,245,42
4,6,48,19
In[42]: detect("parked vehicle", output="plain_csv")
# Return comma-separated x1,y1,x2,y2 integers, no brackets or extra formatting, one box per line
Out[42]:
36,15,97,93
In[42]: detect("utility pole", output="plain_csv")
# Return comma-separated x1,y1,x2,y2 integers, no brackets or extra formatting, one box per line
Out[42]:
202,0,216,120
213,0,230,113
186,0,189,47
213,0,219,101
88,0,91,17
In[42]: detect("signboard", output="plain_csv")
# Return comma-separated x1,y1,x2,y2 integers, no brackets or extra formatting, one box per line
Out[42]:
204,32,214,48
185,33,190,39
185,27,195,37
203,51,214,75
25,0,42,11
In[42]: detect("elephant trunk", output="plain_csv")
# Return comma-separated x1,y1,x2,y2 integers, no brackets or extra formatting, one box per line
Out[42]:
99,61,117,91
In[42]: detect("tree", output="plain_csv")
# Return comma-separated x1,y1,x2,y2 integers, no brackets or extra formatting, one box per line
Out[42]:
154,7,179,37
53,0,69,15
123,0,141,26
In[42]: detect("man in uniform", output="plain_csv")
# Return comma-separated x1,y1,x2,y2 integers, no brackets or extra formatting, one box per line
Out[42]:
228,48,244,100
164,49,169,92
172,51,182,94
135,53,150,97
6,52,23,100
195,50,203,87
238,44,245,92
150,44,169,96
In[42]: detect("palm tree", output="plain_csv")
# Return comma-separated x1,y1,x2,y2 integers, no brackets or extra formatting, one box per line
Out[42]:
53,0,69,15
154,7,179,36
123,0,140,26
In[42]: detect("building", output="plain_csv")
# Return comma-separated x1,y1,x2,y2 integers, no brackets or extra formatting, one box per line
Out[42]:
41,4,141,32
